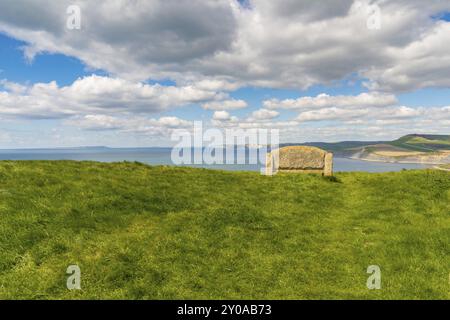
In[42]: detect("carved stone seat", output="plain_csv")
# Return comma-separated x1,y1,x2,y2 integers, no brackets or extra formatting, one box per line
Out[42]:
266,146,333,176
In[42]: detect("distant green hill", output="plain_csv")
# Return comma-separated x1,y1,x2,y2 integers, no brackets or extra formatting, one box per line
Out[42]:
388,134,450,152
284,134,450,155
281,141,386,155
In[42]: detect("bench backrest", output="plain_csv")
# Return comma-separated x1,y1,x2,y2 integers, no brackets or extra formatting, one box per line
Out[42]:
266,146,333,176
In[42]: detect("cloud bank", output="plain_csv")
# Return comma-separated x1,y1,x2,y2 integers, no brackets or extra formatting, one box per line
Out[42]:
0,0,449,91
0,0,449,144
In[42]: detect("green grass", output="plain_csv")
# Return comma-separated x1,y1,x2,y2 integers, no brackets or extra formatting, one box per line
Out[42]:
408,136,450,146
0,161,449,300
388,134,450,152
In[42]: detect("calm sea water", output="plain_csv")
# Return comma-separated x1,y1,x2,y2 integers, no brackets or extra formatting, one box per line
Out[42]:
0,147,432,173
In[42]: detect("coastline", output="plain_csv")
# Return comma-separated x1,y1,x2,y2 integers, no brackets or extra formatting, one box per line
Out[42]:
348,149,450,165
348,156,447,165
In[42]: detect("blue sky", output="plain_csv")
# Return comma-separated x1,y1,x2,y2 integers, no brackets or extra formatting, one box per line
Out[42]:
0,34,90,85
0,1,449,148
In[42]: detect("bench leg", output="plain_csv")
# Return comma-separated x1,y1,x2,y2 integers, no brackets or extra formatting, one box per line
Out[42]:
265,152,273,176
324,153,333,176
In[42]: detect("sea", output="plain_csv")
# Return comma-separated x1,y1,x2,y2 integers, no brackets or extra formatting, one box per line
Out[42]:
0,147,433,173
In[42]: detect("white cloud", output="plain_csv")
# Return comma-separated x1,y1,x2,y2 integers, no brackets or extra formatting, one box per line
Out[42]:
0,0,238,81
297,107,369,122
67,115,191,134
295,105,449,125
1,1,450,91
0,75,221,119
68,115,124,130
264,92,398,110
364,22,450,91
375,106,423,119
249,108,279,120
208,93,449,142
212,110,232,121
202,99,248,110
0,1,449,146
296,106,425,122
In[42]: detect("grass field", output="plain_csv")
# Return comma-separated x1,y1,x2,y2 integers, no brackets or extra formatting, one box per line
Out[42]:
0,161,449,300
389,134,450,152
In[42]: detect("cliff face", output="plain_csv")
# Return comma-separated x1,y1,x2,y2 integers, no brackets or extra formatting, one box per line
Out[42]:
351,147,450,164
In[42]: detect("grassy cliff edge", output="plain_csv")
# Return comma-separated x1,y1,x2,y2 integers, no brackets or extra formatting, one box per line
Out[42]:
0,161,448,299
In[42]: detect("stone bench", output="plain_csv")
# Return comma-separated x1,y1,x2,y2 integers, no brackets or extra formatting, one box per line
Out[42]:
265,146,333,176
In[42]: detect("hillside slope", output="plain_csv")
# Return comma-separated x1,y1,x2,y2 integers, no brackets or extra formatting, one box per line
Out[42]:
388,134,450,152
0,161,449,300
289,134,450,156
341,135,450,164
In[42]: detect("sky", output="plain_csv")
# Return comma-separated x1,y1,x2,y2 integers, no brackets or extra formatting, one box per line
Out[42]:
0,0,449,148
